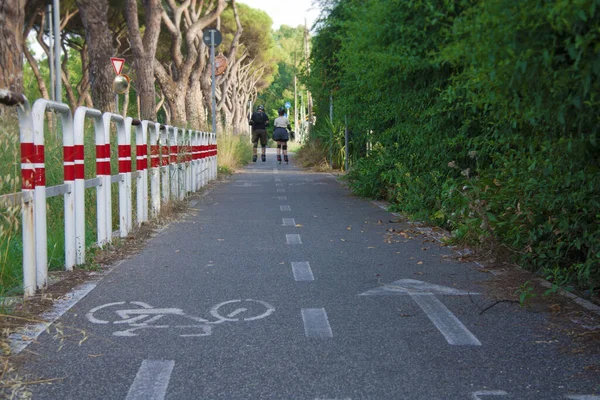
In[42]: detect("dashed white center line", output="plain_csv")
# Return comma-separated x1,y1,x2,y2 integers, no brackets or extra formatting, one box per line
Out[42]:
282,218,296,226
276,183,283,187
280,205,291,211
286,234,302,244
292,262,314,281
277,196,287,200
277,189,285,193
275,178,281,182
126,360,174,400
302,308,333,338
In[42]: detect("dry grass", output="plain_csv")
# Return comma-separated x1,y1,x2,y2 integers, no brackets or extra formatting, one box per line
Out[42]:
293,139,332,172
216,132,252,174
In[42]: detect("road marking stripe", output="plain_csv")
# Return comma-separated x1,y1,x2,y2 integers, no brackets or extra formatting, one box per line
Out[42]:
277,189,285,193
292,262,314,281
280,205,291,211
302,308,333,338
277,196,287,200
282,218,296,226
565,396,600,400
126,360,174,400
275,178,281,182
286,234,302,244
411,293,481,346
276,183,283,187
471,390,508,399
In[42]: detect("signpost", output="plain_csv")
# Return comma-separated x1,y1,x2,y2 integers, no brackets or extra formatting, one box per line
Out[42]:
111,58,129,113
203,29,222,135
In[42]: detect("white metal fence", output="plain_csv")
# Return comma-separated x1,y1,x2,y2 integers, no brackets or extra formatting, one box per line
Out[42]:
0,92,217,297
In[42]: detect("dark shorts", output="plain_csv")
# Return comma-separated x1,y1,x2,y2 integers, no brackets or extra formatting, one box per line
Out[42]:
251,129,267,146
273,127,289,142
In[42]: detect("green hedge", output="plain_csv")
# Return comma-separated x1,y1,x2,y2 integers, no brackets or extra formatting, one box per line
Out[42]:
308,0,600,293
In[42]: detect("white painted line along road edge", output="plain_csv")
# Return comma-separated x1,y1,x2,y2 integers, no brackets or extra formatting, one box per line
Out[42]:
126,360,175,400
410,293,481,346
286,234,302,245
292,262,314,281
9,281,99,354
471,390,508,399
282,218,296,226
302,308,333,338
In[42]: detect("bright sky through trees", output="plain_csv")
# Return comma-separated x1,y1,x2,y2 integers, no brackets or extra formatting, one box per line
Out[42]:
237,0,320,30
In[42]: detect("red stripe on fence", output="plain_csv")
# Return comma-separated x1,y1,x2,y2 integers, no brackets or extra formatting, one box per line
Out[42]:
96,145,104,175
161,146,169,166
20,142,35,163
104,144,111,175
170,146,177,163
35,145,45,164
75,145,85,179
119,160,130,173
22,169,35,189
34,145,46,186
21,142,36,190
150,145,160,168
137,145,146,171
118,145,131,173
64,146,75,181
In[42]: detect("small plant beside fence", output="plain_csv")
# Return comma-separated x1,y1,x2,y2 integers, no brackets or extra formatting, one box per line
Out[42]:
0,90,218,298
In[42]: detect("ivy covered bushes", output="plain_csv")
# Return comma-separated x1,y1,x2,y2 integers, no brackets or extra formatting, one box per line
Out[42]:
308,0,600,293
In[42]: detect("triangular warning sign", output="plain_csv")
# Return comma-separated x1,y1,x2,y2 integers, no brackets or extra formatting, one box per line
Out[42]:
111,57,126,75
359,279,478,296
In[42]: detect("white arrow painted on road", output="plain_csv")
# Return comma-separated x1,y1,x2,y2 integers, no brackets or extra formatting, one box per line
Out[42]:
360,279,478,296
360,279,481,346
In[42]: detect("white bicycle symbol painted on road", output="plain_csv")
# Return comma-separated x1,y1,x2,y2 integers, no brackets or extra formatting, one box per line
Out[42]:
86,299,275,337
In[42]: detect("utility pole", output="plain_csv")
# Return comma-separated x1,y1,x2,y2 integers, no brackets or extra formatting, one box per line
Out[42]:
45,5,54,101
53,0,61,102
329,94,333,168
304,21,312,131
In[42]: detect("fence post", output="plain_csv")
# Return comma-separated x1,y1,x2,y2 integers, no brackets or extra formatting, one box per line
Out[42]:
213,132,217,180
14,95,36,297
31,99,73,288
148,122,161,217
102,113,126,242
73,107,103,264
169,127,179,200
135,120,148,225
122,117,135,235
160,126,170,203
185,129,192,195
192,130,199,191
201,132,207,187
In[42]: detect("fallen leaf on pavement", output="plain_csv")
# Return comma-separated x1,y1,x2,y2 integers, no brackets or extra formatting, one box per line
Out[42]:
417,261,423,265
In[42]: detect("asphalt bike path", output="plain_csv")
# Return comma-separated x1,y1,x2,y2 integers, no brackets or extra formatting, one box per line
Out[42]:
20,148,598,399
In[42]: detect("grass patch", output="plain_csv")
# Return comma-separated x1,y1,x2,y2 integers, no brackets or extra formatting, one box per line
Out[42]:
217,132,253,172
294,138,332,172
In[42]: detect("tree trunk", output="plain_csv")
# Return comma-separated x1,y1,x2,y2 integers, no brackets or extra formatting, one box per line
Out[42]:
0,0,25,117
125,0,161,121
76,0,115,112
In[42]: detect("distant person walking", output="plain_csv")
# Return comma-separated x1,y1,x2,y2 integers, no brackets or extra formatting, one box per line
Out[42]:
273,107,291,164
249,105,269,162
